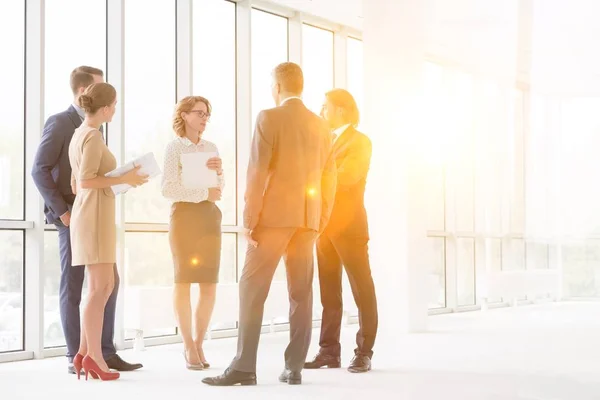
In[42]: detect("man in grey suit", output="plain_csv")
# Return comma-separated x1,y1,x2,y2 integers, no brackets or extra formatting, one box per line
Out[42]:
203,62,337,386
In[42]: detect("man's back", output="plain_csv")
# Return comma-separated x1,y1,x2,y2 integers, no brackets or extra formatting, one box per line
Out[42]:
243,98,336,232
32,106,81,223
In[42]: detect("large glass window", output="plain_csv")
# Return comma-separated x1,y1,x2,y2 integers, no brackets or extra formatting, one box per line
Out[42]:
0,231,24,352
302,24,334,114
0,0,25,354
123,0,176,224
346,37,363,126
192,0,237,226
251,9,288,130
44,0,106,119
0,0,25,221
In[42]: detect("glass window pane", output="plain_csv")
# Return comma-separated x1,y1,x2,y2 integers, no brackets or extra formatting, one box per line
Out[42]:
302,24,334,114
510,89,525,233
0,231,24,352
0,1,25,220
526,242,549,270
457,238,475,306
220,233,237,284
43,230,64,348
426,237,446,309
44,0,106,119
124,0,175,224
193,0,237,225
451,72,475,232
563,240,600,297
251,9,288,130
124,232,175,339
502,238,525,271
346,37,363,128
422,62,446,231
560,97,600,237
485,238,503,303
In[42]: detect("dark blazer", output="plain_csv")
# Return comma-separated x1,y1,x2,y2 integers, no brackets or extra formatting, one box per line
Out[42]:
243,98,337,232
31,105,82,224
325,126,372,238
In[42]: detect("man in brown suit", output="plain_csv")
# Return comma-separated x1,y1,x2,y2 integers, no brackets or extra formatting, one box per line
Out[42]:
305,89,378,373
202,62,336,386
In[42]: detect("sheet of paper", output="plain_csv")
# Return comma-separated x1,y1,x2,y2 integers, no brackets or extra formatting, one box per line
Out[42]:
180,151,219,189
105,152,162,195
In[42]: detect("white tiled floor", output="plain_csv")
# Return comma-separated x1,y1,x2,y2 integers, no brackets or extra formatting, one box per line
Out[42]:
1,302,600,399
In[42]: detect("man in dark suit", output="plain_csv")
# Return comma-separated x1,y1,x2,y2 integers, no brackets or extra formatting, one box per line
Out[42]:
304,89,378,373
202,62,337,386
31,66,142,374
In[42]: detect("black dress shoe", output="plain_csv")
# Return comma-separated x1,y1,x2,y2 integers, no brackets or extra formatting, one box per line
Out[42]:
279,368,302,385
348,354,371,373
202,367,257,386
105,354,143,371
304,353,341,369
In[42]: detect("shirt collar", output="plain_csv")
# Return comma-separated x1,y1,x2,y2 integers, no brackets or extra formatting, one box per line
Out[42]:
280,96,303,106
333,123,351,137
72,103,85,120
178,136,202,147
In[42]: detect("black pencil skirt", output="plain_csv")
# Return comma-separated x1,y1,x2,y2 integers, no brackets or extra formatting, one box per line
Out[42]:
169,201,222,284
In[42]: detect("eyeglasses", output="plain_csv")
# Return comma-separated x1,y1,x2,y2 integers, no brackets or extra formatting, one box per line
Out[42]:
189,110,211,120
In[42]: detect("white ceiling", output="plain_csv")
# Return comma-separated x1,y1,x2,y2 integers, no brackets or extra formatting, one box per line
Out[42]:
266,0,600,94
265,0,363,30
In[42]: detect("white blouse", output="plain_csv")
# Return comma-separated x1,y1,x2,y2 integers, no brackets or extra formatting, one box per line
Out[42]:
161,136,225,203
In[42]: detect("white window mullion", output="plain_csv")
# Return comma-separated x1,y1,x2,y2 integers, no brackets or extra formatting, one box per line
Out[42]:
177,0,192,99
333,29,347,89
288,12,302,65
24,0,46,359
236,0,252,280
106,0,126,349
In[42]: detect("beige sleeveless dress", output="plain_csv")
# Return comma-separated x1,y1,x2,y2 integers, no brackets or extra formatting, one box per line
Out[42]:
68,124,117,266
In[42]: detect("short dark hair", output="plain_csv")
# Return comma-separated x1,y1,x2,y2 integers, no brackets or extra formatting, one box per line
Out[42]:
325,88,360,127
70,66,104,95
273,62,303,94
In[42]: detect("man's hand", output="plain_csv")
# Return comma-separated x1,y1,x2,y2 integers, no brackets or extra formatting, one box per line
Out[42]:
206,157,223,175
244,229,258,248
60,211,71,227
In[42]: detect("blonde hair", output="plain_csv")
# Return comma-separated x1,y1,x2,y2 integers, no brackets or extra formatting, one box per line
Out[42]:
172,96,212,137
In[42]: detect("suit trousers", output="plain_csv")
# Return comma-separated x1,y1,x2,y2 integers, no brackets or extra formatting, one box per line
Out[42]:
231,227,317,373
316,232,378,358
56,222,118,361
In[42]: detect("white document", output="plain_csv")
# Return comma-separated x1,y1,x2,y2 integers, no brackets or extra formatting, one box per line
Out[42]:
105,152,162,195
180,151,219,189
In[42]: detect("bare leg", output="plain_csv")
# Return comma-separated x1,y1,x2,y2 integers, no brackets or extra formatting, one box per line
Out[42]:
194,283,217,363
174,283,200,364
81,263,114,372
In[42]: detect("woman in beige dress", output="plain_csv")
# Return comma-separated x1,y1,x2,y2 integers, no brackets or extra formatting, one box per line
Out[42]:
68,82,148,381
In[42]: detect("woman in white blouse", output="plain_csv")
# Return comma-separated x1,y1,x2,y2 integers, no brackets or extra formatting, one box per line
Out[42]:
161,96,224,370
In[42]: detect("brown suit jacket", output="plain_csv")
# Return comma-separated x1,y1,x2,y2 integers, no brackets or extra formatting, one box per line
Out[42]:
324,126,372,238
243,98,337,232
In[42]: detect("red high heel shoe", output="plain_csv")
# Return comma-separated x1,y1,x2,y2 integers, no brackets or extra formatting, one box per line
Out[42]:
74,354,99,380
73,353,84,380
82,356,120,381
